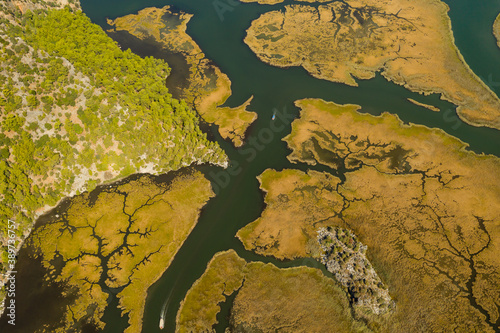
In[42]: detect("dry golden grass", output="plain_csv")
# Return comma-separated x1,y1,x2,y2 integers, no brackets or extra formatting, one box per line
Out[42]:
339,166,500,332
177,250,368,332
407,98,440,112
176,250,246,332
109,6,257,146
285,98,478,175
30,170,214,333
237,168,343,259
244,0,500,129
201,95,257,147
238,98,500,331
232,262,368,332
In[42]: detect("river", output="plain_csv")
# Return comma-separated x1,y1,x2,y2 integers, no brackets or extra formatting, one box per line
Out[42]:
4,0,500,332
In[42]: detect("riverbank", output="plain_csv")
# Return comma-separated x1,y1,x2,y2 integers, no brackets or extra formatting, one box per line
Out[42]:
236,97,500,331
176,250,367,332
108,6,257,147
0,3,227,317
494,13,500,48
0,169,214,332
243,0,500,129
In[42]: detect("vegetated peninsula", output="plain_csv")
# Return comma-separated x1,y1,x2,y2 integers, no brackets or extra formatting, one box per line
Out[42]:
176,250,368,332
494,13,500,48
238,99,500,331
9,169,213,333
240,0,331,4
406,98,440,112
243,0,500,129
0,2,225,309
108,6,257,147
239,0,284,5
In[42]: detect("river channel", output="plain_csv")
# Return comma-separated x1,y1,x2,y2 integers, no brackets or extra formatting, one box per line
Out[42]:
3,0,500,332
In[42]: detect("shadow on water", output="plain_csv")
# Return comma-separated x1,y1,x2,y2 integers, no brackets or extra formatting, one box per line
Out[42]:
0,245,78,332
6,0,499,332
106,29,190,99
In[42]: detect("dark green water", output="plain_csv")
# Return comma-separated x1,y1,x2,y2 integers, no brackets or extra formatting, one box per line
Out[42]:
443,0,500,90
79,0,500,332
4,0,499,332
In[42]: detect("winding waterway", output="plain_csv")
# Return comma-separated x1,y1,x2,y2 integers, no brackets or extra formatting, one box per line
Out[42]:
3,0,499,332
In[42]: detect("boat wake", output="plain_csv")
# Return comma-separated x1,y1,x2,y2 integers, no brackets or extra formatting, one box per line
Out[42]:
159,289,173,330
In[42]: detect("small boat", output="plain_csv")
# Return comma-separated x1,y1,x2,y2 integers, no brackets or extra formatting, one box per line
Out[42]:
159,318,164,329
272,112,276,120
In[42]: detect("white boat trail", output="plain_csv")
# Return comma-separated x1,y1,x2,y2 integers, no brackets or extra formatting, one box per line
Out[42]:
159,289,172,329
160,275,181,330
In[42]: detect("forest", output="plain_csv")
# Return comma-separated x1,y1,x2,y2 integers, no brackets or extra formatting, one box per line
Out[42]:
0,7,226,275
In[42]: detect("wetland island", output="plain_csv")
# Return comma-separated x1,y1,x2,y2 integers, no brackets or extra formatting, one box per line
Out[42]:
244,0,500,129
0,0,499,332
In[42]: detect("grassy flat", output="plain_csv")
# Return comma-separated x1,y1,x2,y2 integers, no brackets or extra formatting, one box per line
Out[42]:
29,170,214,332
244,0,500,129
237,168,344,259
176,250,246,332
177,250,368,332
237,98,500,331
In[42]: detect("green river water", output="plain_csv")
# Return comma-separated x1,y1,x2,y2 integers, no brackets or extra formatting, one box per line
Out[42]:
2,0,499,332
66,0,500,331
